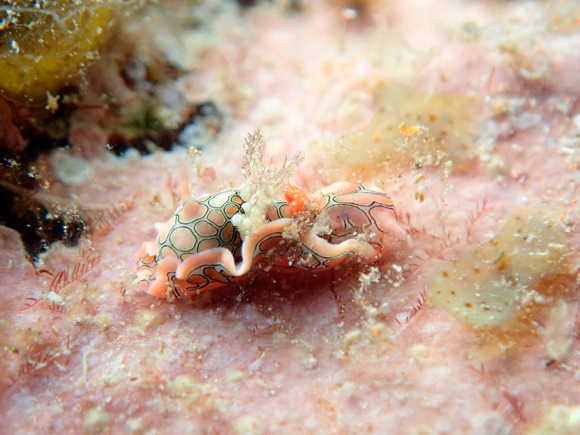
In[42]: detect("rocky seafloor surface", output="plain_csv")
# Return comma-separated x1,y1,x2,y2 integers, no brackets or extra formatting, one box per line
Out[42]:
1,1,580,434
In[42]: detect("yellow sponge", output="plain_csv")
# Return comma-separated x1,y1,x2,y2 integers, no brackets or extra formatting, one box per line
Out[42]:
0,1,120,105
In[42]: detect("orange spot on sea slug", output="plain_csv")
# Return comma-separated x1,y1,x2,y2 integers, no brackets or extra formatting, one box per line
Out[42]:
284,183,312,214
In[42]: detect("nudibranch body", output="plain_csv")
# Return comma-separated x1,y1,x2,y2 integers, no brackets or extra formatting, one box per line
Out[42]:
137,181,406,298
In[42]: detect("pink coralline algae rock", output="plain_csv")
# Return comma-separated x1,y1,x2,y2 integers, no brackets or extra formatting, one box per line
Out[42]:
1,1,580,434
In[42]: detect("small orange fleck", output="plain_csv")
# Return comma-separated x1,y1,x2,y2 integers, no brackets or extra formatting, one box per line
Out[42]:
497,260,507,272
342,357,348,363
373,329,380,335
442,271,449,277
465,303,473,308
359,299,365,304
399,123,420,135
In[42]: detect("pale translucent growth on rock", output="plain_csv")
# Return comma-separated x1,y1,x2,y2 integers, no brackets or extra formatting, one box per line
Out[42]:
51,149,93,186
234,415,263,435
410,344,429,362
225,369,246,387
125,417,145,434
135,309,165,332
232,130,303,239
427,210,568,328
542,299,577,363
525,405,580,435
171,374,202,398
83,407,111,434
96,313,113,329
331,82,480,174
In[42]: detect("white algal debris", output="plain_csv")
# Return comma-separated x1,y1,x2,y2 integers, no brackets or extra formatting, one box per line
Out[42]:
343,329,361,350
248,358,262,373
341,381,356,397
125,417,145,434
232,130,303,239
83,407,111,434
511,111,544,130
46,291,63,303
410,344,429,361
395,313,408,324
225,369,245,387
234,415,263,435
542,299,577,363
546,96,573,114
358,267,381,286
303,354,317,369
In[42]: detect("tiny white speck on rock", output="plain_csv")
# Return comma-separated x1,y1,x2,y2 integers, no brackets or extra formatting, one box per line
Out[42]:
303,354,317,369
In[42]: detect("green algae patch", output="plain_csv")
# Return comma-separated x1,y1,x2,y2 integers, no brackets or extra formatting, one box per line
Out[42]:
0,0,130,105
331,82,481,175
427,210,569,328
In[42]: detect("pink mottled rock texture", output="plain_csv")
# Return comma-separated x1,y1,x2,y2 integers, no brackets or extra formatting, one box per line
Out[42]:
1,1,580,434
